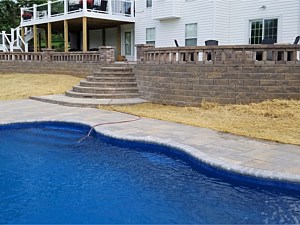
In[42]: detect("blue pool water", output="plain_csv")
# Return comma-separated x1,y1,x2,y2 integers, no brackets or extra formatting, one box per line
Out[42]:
0,122,300,224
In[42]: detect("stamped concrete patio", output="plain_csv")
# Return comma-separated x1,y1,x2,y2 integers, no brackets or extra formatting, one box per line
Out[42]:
1,99,300,185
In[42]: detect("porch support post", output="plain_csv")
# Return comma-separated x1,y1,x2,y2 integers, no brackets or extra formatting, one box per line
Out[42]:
102,28,106,46
33,24,38,52
82,17,88,51
47,22,52,49
38,32,42,52
116,26,121,57
64,20,69,52
21,27,25,43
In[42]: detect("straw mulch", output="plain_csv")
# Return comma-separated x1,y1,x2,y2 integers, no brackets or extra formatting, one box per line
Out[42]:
100,100,300,145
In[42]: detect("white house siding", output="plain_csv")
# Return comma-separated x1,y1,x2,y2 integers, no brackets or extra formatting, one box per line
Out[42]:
135,0,216,47
135,0,300,47
228,0,300,44
214,1,230,45
89,29,103,49
105,27,117,47
152,0,181,20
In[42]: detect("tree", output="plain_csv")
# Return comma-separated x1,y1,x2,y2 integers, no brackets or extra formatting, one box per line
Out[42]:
0,0,47,32
17,0,48,8
0,0,19,32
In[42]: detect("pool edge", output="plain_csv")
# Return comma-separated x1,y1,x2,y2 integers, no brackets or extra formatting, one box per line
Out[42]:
1,119,300,188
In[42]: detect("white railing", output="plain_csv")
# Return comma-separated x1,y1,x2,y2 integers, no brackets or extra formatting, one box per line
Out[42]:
1,27,28,52
21,0,135,23
36,2,49,20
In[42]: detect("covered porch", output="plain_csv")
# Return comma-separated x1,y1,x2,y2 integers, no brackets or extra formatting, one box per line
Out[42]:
17,0,135,60
25,17,134,61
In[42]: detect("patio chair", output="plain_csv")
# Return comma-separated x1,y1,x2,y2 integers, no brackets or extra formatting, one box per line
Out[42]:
205,40,218,46
293,36,300,45
205,40,218,61
260,38,275,61
262,38,275,44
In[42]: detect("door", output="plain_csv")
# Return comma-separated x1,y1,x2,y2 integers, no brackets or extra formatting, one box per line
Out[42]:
122,28,134,61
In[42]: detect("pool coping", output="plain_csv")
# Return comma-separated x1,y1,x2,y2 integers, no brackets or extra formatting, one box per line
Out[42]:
1,118,300,187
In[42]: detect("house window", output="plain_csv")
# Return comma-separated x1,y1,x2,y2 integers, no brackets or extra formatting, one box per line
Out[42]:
185,23,197,46
146,0,152,7
250,18,278,44
146,28,155,45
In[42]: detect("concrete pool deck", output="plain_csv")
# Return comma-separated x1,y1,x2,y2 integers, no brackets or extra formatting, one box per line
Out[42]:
1,99,300,185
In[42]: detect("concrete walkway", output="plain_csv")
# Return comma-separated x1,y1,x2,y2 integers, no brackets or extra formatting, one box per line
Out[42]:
1,99,300,184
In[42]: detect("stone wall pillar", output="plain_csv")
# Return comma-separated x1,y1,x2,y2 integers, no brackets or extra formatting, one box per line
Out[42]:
136,44,155,62
42,48,55,62
99,46,115,63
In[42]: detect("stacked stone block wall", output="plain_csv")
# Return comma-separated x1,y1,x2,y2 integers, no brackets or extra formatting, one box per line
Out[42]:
1,61,299,105
134,64,300,106
0,61,114,78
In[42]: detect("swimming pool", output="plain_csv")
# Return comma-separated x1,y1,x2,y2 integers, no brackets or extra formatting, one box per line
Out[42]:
0,122,299,224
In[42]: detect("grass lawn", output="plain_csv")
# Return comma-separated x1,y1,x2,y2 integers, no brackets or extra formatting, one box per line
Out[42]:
0,73,82,100
100,100,300,146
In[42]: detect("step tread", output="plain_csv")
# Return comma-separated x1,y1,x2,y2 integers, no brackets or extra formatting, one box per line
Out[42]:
66,91,140,99
94,71,134,75
101,67,132,70
80,80,137,85
73,85,138,91
87,76,136,80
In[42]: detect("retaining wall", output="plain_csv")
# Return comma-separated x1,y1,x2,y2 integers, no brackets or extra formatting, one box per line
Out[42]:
134,63,300,105
1,61,300,105
0,61,109,78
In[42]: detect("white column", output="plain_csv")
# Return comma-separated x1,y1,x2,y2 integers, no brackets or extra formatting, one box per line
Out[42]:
83,0,87,12
64,0,68,14
20,7,24,23
108,0,112,15
48,1,52,18
130,0,134,17
2,31,6,51
10,28,14,52
33,4,37,20
16,27,20,48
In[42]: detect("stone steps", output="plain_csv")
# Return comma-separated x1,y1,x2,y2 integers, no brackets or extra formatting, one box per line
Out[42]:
65,91,140,99
80,80,137,88
93,71,134,76
72,85,139,94
86,76,137,82
66,66,140,99
101,67,132,72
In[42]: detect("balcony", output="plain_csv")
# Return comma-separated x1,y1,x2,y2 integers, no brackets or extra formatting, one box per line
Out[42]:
152,0,181,21
20,0,135,26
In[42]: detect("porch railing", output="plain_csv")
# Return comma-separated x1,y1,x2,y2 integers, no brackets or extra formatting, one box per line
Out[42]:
0,47,115,63
21,0,135,23
51,52,102,62
0,52,43,61
137,44,300,65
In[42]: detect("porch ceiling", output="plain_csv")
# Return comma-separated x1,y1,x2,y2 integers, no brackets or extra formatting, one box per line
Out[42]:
37,17,131,32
